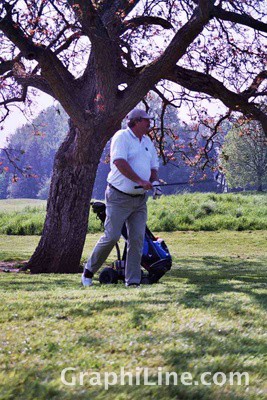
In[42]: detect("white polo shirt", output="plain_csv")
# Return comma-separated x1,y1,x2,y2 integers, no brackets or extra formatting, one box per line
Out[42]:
107,127,159,194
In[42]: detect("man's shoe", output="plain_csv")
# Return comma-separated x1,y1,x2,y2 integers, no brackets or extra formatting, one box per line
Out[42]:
81,268,94,287
125,283,141,288
81,274,93,287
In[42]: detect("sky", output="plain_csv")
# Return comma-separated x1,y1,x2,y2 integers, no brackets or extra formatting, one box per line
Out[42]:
0,93,54,147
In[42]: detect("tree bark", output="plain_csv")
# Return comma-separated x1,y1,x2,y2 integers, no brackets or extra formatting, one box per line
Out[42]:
27,121,103,273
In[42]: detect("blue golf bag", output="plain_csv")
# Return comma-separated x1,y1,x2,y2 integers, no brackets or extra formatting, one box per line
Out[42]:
90,201,172,284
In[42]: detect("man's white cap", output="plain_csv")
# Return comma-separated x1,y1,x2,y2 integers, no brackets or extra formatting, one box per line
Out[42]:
127,108,153,120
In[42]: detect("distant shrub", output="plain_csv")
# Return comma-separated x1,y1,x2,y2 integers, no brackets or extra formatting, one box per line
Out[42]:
194,220,217,231
207,194,218,202
160,216,177,232
179,214,195,225
202,201,217,215
236,209,243,218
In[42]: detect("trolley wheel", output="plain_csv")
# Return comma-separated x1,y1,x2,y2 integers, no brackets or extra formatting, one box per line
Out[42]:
141,276,151,285
99,267,119,284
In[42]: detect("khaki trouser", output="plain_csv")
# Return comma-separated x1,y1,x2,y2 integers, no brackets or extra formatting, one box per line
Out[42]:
85,186,148,285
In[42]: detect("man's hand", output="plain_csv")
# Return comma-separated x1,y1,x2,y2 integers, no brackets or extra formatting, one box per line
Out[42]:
137,179,153,190
114,160,153,190
152,181,162,199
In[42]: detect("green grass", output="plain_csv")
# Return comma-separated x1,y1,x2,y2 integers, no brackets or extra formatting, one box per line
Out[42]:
147,192,267,231
0,199,46,212
0,231,266,400
0,233,104,263
1,192,267,235
0,230,267,263
0,199,102,235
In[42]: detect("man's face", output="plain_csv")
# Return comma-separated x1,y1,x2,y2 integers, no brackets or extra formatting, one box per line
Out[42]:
138,118,150,133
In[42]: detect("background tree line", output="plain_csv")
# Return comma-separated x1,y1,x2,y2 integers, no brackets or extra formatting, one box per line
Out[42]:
221,121,267,192
1,103,266,200
0,103,221,199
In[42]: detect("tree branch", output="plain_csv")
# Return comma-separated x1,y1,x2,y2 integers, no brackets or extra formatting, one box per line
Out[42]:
54,32,82,55
101,0,140,14
213,5,267,33
0,6,88,125
165,65,267,135
0,91,27,107
242,71,267,98
121,16,173,34
100,0,140,27
0,8,45,62
13,75,55,98
0,55,21,75
120,5,211,114
152,87,177,107
67,0,109,41
199,0,215,20
0,11,74,83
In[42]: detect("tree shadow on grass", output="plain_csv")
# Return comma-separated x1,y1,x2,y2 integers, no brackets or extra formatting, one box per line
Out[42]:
0,364,250,400
168,257,267,312
0,277,77,292
161,329,265,400
1,259,266,400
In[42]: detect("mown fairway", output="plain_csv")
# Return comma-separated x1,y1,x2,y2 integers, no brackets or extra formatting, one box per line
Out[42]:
0,229,266,400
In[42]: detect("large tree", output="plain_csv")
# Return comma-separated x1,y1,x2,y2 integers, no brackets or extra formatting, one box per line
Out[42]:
0,0,266,273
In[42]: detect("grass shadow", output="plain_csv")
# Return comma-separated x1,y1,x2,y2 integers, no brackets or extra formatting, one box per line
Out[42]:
168,257,267,312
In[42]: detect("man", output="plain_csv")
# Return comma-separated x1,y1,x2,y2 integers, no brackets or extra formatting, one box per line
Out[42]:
81,108,161,287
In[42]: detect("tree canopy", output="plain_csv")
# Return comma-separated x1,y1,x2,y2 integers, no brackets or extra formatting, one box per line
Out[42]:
0,1,266,140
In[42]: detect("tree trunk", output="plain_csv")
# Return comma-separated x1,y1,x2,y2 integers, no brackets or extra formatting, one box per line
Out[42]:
27,121,103,273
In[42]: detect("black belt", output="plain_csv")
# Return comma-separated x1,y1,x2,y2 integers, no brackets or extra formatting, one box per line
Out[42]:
108,183,145,198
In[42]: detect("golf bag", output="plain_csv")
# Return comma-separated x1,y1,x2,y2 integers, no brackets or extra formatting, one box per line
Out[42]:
90,201,172,284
